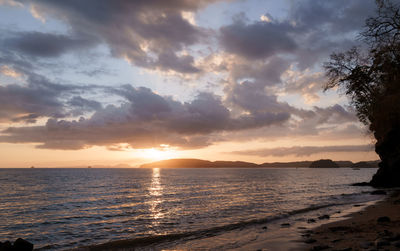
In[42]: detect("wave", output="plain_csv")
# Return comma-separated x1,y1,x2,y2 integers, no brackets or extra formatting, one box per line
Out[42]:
70,201,352,251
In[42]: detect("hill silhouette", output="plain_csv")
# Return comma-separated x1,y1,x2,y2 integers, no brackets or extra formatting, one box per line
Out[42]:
140,158,378,169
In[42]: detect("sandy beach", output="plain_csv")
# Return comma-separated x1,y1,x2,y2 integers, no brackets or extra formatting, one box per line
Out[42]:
302,190,400,251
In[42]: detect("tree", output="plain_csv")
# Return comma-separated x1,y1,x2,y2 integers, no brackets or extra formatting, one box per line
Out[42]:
324,0,400,187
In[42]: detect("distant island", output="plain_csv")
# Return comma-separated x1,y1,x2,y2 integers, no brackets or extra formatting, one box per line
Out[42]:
309,159,339,168
140,158,379,169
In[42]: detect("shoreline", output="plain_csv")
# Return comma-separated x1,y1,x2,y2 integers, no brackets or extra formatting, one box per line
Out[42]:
302,190,400,250
71,194,384,251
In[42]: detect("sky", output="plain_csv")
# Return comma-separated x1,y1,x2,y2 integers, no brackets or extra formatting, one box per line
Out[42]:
0,0,381,167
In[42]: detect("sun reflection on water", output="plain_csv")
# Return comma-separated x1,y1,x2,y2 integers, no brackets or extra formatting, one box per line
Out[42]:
149,168,163,221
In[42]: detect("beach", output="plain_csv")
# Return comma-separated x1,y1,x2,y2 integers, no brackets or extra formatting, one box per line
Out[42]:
302,190,400,251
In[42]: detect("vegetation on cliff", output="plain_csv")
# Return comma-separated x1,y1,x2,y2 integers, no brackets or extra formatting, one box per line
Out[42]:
324,0,400,187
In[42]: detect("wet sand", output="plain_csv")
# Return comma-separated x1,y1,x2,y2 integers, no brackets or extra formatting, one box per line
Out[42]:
72,198,388,251
302,190,400,251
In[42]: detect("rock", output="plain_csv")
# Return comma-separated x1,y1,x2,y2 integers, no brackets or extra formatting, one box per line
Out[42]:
0,241,12,251
377,216,391,223
331,239,343,243
393,240,400,247
13,238,33,251
318,215,330,220
383,229,394,237
332,248,352,251
304,238,317,244
310,245,330,251
388,233,400,241
370,190,387,195
369,128,400,188
380,229,393,237
359,241,373,249
374,238,390,247
281,223,290,227
307,218,316,223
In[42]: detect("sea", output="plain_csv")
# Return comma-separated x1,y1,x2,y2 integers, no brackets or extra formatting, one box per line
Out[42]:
0,167,383,250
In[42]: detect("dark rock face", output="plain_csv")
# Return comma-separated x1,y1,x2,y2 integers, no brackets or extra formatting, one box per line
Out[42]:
309,159,339,168
370,127,400,187
0,241,12,251
0,238,33,251
13,238,33,251
377,216,391,223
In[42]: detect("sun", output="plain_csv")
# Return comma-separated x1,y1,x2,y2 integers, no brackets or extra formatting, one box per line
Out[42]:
141,145,176,161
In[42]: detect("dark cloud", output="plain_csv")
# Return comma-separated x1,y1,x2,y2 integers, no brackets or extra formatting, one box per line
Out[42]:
227,56,291,87
156,51,200,73
3,31,97,58
287,104,358,138
226,80,292,114
289,0,376,34
20,0,223,73
219,20,296,60
0,69,104,123
0,76,66,123
67,96,102,116
312,104,357,124
230,144,374,157
0,85,290,149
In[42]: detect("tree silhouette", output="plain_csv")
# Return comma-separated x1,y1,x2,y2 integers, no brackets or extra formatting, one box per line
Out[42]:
324,0,400,187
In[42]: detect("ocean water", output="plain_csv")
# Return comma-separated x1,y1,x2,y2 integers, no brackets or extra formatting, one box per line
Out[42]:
0,167,379,250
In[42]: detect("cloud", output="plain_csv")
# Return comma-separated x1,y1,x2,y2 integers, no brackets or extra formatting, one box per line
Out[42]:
0,70,103,123
0,0,22,7
288,104,358,138
0,65,21,78
289,0,376,34
215,0,376,99
0,85,291,149
0,78,65,123
230,144,374,157
282,68,325,103
226,80,292,115
20,0,224,73
1,81,358,151
156,51,200,73
3,31,97,58
219,19,296,60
